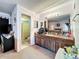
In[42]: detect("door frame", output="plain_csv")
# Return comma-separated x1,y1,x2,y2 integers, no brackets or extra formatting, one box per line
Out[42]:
21,14,31,45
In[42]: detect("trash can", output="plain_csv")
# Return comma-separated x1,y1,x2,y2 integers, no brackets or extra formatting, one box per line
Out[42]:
1,35,15,52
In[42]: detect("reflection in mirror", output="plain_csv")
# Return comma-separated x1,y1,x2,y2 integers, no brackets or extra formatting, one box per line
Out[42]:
44,21,46,28
47,14,71,37
40,22,43,27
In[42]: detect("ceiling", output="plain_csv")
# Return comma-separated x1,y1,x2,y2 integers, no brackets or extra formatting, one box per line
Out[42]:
0,0,70,14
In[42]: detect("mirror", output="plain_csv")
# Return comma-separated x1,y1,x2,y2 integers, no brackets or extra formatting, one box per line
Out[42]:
46,14,71,36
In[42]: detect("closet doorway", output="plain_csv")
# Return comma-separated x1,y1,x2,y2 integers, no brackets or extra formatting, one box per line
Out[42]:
21,14,31,46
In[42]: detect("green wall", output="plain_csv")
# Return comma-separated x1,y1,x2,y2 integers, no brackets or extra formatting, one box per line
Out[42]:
21,14,31,43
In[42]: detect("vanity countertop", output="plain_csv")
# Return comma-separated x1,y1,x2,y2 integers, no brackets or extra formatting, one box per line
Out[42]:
45,34,73,40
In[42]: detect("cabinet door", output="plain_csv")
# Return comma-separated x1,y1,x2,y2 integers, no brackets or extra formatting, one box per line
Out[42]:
50,39,55,52
55,41,60,53
35,36,41,46
41,38,45,47
44,37,51,50
55,41,63,53
35,36,37,44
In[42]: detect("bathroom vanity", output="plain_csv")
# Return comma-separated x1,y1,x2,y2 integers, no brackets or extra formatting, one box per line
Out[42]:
35,33,74,53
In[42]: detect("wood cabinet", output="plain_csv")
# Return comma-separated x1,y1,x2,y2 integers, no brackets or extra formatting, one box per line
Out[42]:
35,35,41,46
50,38,55,52
44,37,51,50
35,34,74,53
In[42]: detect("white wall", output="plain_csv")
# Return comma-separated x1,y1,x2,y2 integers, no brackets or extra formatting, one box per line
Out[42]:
11,4,39,52
21,5,41,45
11,5,19,51
19,5,40,48
0,12,10,24
0,12,10,18
70,0,79,48
71,14,79,48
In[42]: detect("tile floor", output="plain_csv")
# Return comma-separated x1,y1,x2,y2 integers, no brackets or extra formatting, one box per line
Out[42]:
0,45,55,59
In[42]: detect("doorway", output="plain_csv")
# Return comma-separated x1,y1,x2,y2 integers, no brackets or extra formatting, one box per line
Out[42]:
21,14,31,46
